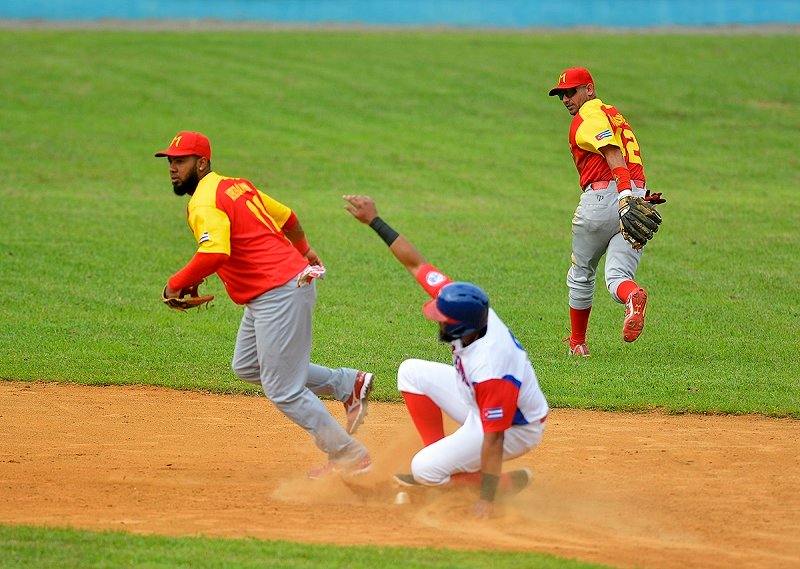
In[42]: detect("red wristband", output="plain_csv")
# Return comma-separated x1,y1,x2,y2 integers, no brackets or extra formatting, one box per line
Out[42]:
611,166,632,192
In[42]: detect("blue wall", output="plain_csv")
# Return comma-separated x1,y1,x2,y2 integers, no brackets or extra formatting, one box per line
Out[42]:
2,0,799,27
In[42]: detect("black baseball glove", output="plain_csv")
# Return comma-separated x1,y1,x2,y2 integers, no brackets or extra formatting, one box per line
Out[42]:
618,193,663,250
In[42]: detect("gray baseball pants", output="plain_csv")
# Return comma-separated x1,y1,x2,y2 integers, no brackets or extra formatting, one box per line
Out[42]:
231,273,367,464
567,183,646,309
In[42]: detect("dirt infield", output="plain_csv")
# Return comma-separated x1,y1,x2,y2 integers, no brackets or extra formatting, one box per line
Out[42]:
1,381,797,569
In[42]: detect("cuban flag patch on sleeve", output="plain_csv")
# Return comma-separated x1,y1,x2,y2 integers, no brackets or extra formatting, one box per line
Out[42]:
483,407,504,421
595,129,613,141
198,231,210,244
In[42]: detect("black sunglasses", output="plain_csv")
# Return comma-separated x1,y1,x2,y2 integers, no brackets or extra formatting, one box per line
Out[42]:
557,86,584,98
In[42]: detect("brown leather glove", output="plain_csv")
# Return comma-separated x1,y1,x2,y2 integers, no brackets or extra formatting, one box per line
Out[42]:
618,195,663,250
162,281,214,312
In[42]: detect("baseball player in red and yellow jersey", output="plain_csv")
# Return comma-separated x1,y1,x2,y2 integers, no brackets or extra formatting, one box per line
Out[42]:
549,68,664,356
343,195,549,519
156,131,373,478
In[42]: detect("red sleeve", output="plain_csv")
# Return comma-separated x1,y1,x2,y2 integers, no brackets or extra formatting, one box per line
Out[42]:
168,252,229,290
413,263,453,299
282,211,299,231
473,378,520,433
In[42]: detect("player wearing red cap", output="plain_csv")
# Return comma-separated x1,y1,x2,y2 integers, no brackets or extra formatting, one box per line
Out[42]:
549,68,665,356
155,131,374,478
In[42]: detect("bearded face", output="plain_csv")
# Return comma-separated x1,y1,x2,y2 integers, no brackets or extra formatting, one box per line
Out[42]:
172,167,200,196
168,155,205,196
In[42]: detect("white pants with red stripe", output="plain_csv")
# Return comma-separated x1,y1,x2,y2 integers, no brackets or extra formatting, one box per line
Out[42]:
397,358,545,486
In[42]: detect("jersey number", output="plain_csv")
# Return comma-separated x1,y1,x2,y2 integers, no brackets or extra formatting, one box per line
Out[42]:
619,126,642,165
227,183,280,234
602,106,643,165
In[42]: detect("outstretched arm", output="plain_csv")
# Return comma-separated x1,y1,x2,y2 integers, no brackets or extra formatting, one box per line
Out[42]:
343,195,428,276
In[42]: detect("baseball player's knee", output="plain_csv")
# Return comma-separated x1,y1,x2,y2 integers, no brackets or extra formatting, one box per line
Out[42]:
237,375,262,386
397,358,426,392
410,453,449,486
567,268,594,287
263,386,305,407
231,361,261,384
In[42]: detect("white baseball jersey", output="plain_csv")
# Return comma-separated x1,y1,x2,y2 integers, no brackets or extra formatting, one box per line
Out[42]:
451,308,549,430
416,264,549,433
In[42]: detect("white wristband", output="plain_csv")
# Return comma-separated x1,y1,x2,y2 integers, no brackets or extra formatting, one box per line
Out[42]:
618,189,634,199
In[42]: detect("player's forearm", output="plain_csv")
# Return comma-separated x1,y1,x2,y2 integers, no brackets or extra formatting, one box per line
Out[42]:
365,216,426,275
167,251,228,291
600,145,633,194
479,431,505,502
387,234,428,276
480,431,504,477
283,215,311,256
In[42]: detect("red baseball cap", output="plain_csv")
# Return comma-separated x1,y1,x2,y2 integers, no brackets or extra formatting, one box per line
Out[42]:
154,131,211,160
548,67,594,96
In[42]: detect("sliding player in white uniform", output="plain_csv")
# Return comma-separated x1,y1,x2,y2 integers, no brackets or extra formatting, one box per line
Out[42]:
343,195,549,518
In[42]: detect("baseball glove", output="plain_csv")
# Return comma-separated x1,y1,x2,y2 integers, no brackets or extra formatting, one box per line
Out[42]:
162,281,214,312
618,195,663,250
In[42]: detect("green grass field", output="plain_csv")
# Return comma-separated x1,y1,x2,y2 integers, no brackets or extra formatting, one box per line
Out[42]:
0,524,611,569
0,29,798,568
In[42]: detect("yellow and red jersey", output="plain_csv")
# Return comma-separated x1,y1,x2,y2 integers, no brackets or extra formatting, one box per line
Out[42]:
186,172,308,304
568,98,646,189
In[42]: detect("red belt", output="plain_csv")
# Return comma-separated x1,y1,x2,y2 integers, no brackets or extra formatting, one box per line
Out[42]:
585,180,645,191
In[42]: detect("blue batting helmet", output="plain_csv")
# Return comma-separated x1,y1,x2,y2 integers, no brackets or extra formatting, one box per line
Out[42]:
423,282,489,340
